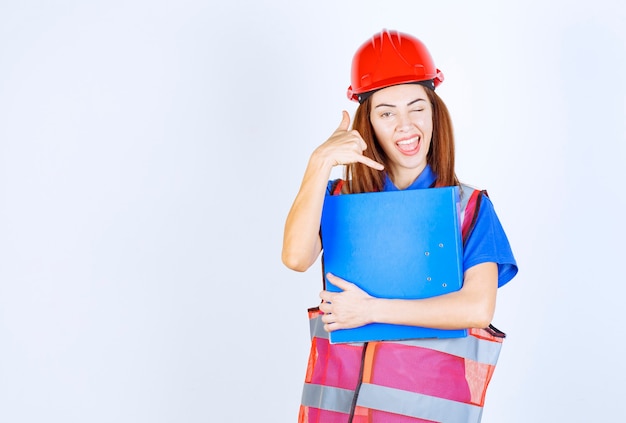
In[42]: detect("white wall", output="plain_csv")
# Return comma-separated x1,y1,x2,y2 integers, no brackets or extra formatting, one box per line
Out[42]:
1,1,624,421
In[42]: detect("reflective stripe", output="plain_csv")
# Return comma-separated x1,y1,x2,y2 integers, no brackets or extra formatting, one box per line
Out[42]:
310,315,500,365
459,184,473,228
309,313,327,339
357,383,483,423
301,383,354,414
309,315,364,347
395,336,501,365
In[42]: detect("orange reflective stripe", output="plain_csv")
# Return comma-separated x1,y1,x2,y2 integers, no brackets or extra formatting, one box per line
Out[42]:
360,342,377,384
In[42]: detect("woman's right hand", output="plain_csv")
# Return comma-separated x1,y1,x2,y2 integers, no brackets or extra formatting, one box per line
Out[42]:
312,111,384,171
282,111,383,271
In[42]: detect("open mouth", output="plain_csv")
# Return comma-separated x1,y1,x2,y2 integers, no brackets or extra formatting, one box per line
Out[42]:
396,136,421,154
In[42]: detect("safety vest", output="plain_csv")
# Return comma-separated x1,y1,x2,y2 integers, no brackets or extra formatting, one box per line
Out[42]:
299,183,506,423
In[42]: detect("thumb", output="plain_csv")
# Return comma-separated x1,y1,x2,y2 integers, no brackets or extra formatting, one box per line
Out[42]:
336,110,351,132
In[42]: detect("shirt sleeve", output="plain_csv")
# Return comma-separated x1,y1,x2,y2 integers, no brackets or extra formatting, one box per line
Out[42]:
462,193,518,287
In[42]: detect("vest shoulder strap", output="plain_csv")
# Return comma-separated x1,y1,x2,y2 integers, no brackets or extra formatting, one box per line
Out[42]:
330,179,344,195
459,184,487,245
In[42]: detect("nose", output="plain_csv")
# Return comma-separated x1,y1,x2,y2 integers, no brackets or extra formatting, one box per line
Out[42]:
396,110,413,132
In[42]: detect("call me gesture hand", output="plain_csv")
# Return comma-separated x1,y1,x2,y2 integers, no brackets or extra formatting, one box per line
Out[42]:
281,111,384,273
313,113,383,332
314,111,384,171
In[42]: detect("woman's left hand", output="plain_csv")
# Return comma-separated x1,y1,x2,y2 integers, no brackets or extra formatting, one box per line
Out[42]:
319,273,374,332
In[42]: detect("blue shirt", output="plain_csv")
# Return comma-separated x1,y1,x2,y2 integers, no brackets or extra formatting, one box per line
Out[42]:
327,166,518,287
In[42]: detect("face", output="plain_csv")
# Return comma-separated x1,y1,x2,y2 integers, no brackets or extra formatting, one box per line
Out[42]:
369,83,433,189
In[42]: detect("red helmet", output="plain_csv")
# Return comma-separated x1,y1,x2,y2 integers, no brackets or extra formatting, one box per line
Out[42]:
347,29,444,103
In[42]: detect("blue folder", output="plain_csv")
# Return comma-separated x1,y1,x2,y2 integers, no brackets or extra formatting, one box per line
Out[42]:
320,186,467,343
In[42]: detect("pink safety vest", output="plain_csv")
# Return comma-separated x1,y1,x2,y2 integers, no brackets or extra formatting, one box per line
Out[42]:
299,183,506,423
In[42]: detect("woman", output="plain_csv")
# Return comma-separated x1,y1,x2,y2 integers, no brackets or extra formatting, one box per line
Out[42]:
283,29,517,423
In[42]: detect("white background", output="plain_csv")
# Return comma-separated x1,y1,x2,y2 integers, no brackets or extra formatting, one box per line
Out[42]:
1,1,625,422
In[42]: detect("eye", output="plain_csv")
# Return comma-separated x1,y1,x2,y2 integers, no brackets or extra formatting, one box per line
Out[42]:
380,111,393,118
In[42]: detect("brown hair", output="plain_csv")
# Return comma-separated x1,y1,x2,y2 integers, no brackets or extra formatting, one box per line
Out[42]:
343,87,459,193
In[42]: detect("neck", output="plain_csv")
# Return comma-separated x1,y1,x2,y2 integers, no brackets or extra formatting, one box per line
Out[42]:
389,163,428,190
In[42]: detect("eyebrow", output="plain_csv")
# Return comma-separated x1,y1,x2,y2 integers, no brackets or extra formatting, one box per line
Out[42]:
374,98,426,108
